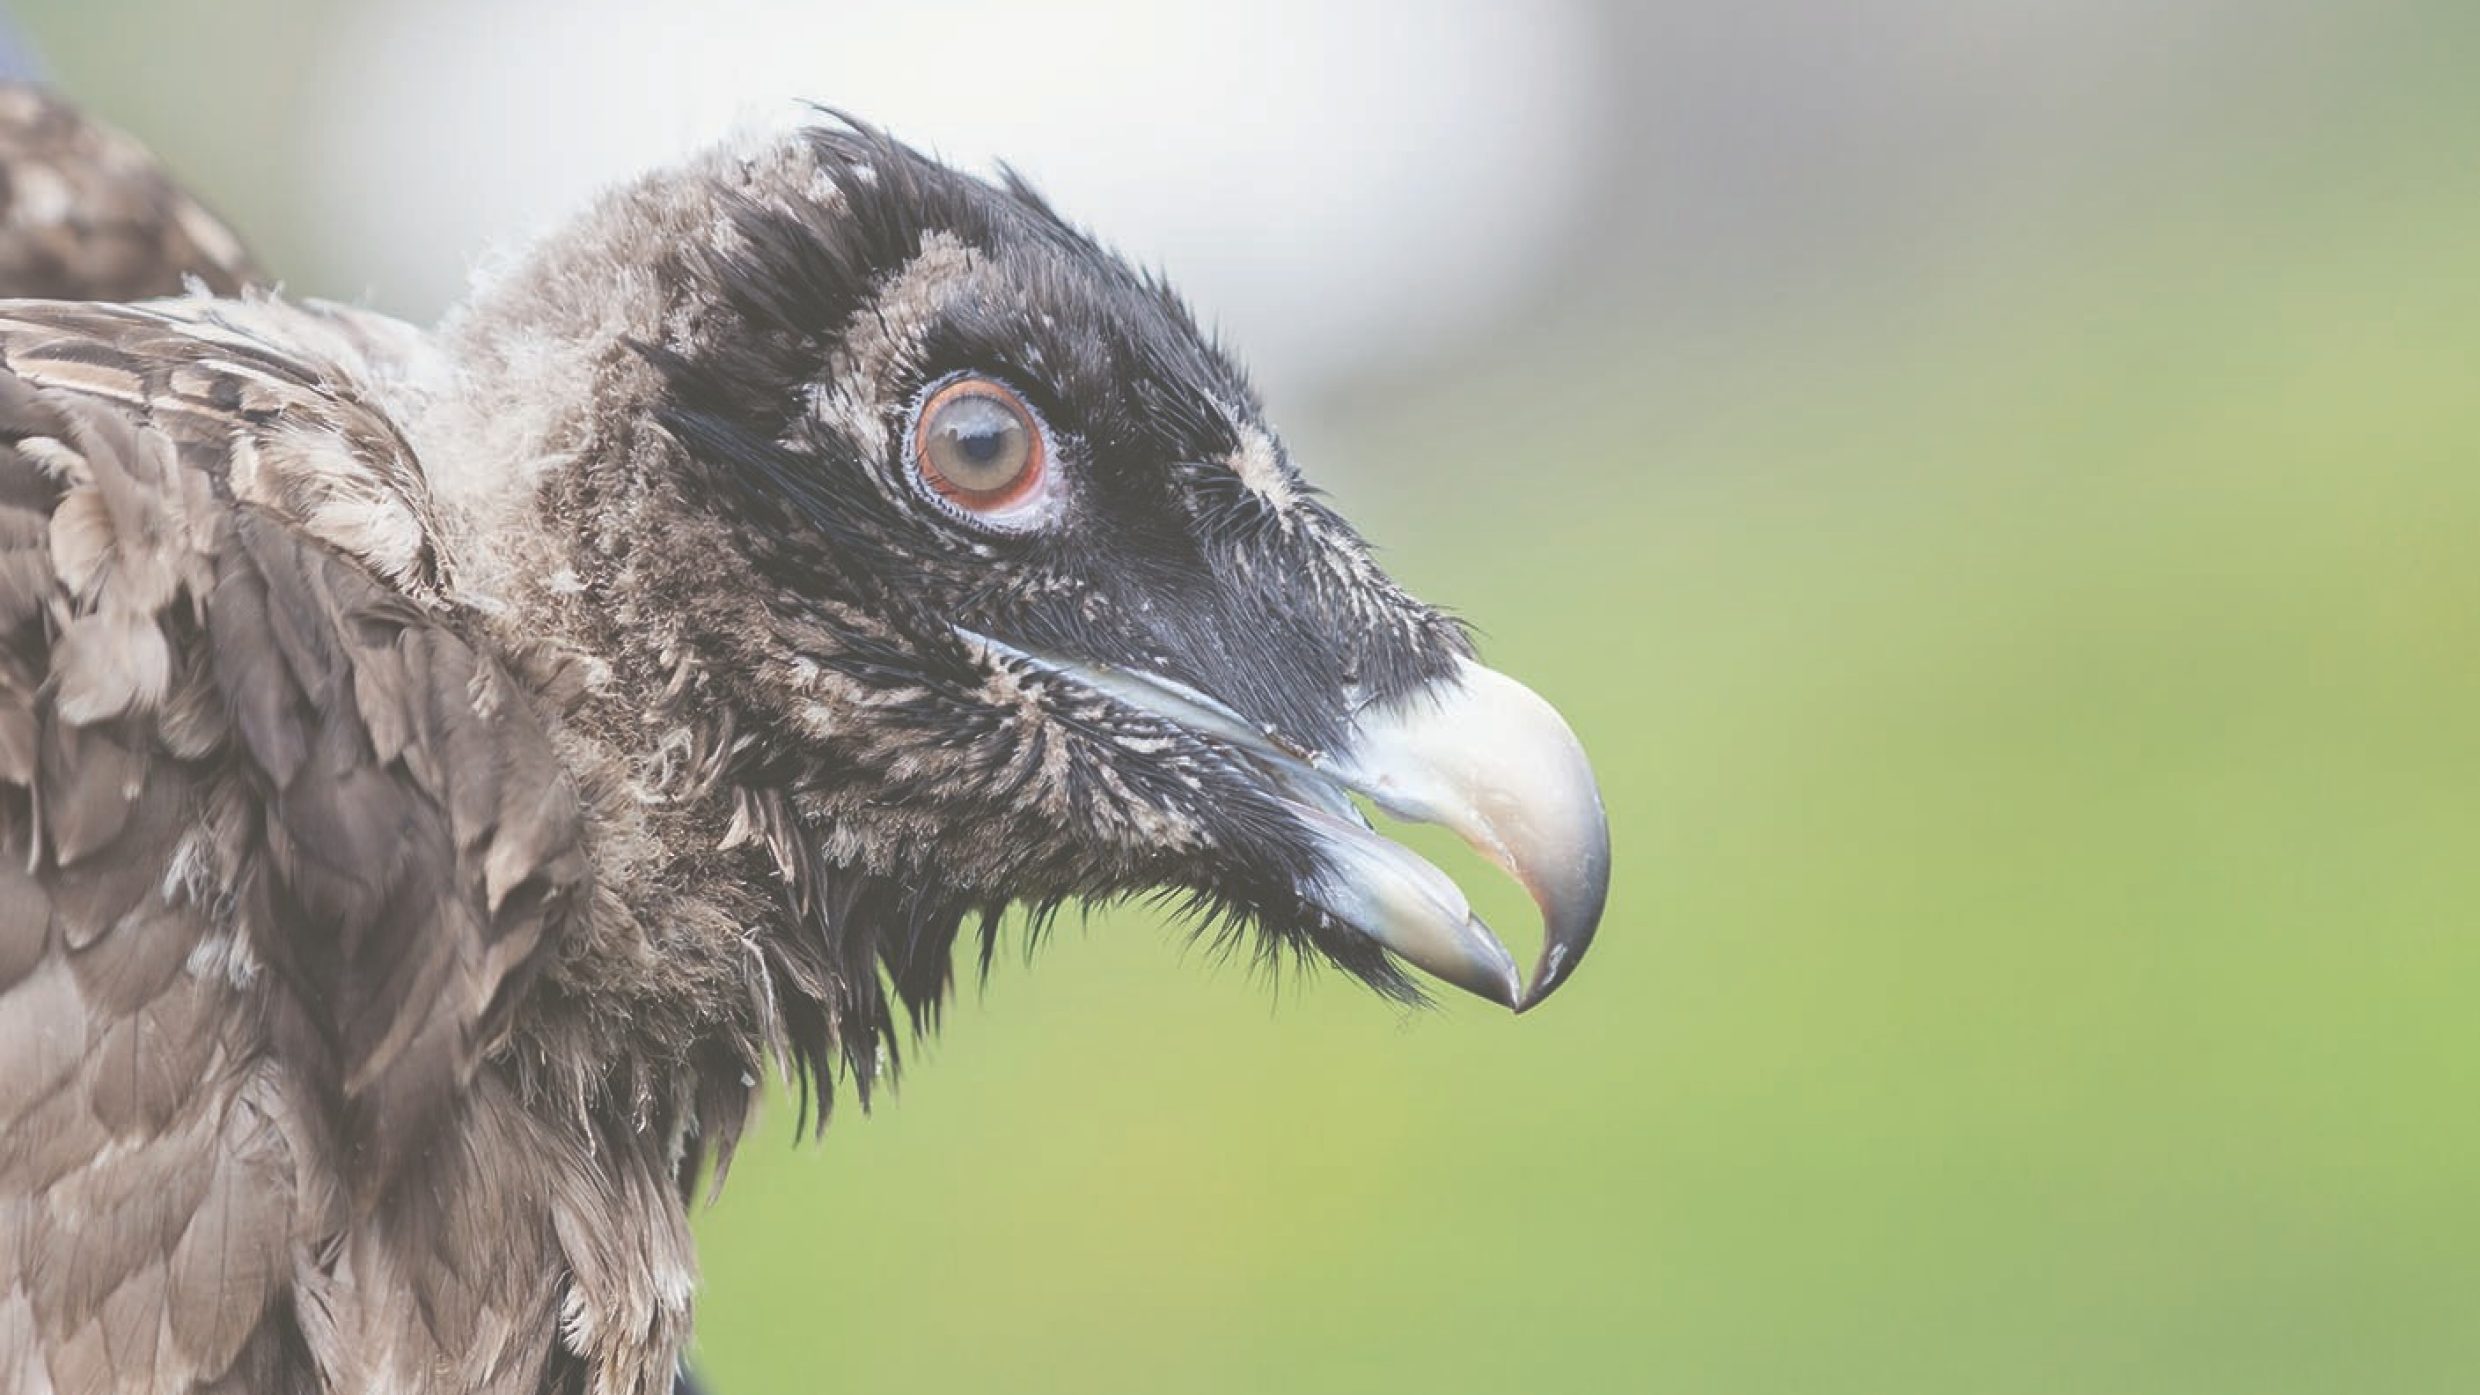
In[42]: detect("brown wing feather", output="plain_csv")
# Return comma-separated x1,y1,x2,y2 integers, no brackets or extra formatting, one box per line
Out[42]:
0,85,259,302
0,85,261,302
0,304,593,1393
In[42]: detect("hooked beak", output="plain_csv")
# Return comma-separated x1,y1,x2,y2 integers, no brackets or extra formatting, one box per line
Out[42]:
959,632,1611,1011
1326,659,1611,1011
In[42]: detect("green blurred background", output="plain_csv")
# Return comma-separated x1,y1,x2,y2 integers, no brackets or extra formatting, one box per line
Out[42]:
21,2,2480,1391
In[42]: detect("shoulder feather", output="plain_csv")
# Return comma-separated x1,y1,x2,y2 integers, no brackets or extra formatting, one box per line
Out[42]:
0,84,258,301
0,302,591,1391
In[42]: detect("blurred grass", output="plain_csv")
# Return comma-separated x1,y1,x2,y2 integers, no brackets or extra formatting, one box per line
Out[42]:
693,49,2480,1395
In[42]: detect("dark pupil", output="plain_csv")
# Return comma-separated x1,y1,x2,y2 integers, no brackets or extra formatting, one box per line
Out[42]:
956,423,1006,463
933,395,1023,485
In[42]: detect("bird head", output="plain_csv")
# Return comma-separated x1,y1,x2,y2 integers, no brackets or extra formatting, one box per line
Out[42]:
527,123,1608,1075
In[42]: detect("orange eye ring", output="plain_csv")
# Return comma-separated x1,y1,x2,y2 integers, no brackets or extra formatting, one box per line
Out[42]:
912,376,1047,515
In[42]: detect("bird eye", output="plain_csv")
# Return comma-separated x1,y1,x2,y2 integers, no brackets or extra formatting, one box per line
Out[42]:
914,377,1045,516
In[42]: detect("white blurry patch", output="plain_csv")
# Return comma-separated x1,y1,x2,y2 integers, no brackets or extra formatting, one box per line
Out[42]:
303,0,1601,400
1227,422,1296,511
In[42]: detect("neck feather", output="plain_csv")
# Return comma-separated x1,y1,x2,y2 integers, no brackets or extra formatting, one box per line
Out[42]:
395,133,956,1164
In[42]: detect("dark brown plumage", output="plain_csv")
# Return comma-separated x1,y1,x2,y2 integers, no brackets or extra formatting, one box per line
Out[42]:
0,301,602,1393
0,85,257,301
0,99,1610,1395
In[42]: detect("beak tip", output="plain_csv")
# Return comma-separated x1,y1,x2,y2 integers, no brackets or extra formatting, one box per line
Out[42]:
1512,955,1574,1014
1400,916,1521,1011
1507,834,1607,1007
1445,915,1524,1010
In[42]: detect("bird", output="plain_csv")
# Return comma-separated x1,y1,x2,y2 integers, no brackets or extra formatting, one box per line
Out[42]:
0,96,1611,1395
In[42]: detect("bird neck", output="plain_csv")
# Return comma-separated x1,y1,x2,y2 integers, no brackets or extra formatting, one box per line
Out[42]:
396,138,926,1152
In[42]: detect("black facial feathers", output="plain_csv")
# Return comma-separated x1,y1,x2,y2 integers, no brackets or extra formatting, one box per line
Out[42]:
627,120,1472,1119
